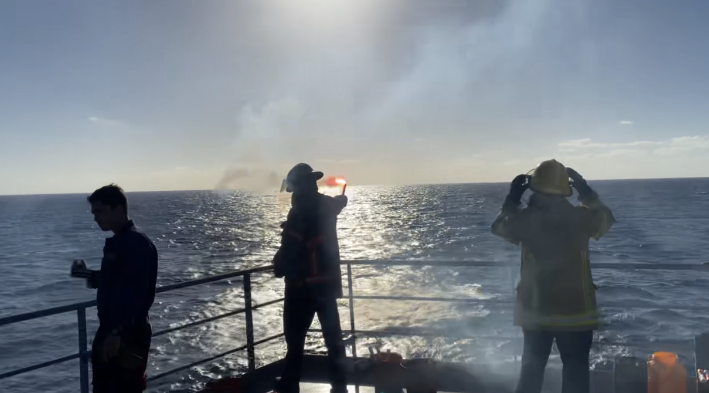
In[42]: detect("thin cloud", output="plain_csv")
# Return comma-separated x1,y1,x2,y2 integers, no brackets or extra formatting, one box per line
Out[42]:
87,116,133,134
559,135,709,157
654,135,709,156
619,120,634,125
88,116,122,125
559,138,663,150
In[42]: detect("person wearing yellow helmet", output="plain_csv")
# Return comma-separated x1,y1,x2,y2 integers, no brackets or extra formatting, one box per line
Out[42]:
491,159,616,393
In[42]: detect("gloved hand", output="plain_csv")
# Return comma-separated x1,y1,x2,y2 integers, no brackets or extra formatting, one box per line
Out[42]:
566,167,594,198
506,174,529,204
334,194,348,206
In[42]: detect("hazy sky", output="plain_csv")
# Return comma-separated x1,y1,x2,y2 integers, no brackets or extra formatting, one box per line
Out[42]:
1,0,708,195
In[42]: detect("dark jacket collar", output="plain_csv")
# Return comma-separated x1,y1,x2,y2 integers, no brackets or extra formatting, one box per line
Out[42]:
115,219,136,235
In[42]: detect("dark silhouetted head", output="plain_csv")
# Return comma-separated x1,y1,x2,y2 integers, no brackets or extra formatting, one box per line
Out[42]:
285,163,323,194
87,184,129,232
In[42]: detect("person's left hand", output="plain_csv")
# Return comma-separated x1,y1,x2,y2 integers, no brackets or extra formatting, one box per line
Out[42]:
102,333,121,362
507,174,529,203
566,167,585,184
566,167,593,196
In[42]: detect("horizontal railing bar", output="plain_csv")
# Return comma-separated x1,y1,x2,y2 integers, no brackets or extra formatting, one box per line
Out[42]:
0,352,81,380
249,298,284,311
309,328,693,349
343,260,709,271
152,298,284,338
351,295,709,312
0,301,96,327
353,295,511,305
252,332,285,347
0,266,276,328
147,332,284,384
146,345,247,382
152,307,246,338
156,265,274,293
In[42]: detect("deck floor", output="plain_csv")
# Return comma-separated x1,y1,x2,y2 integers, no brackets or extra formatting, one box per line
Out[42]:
205,355,698,393
233,356,617,393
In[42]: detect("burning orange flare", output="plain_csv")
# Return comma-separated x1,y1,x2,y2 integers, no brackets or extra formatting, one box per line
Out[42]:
323,176,347,187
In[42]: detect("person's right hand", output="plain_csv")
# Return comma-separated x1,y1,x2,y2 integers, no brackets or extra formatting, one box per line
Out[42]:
566,167,585,184
70,259,91,279
566,167,593,196
334,194,348,204
333,194,348,210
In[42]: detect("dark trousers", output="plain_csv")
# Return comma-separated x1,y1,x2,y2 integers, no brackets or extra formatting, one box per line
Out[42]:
277,286,347,393
516,329,593,393
92,324,152,393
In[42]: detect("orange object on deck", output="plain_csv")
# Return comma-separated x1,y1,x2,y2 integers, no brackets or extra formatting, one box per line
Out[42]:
648,352,687,393
205,377,242,393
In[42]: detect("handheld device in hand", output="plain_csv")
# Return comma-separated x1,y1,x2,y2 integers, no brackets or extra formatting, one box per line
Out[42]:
70,260,87,277
71,260,93,287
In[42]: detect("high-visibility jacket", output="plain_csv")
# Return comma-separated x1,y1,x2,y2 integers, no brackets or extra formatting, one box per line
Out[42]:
492,192,615,331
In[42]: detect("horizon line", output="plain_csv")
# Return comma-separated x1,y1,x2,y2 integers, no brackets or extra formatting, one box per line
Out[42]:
1,175,707,197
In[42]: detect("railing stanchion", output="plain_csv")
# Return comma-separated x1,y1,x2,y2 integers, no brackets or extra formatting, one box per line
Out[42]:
347,263,359,393
244,273,256,371
77,307,89,393
347,263,357,357
695,334,709,393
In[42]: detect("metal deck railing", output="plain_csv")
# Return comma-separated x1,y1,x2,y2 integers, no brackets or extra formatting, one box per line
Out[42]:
0,260,707,392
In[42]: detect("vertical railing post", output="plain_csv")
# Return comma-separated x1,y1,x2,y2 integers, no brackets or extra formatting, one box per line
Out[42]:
244,273,256,372
347,263,356,358
347,263,359,393
77,307,89,393
695,334,709,393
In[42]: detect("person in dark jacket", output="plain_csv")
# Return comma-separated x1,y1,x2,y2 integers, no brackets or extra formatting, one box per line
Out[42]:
71,184,158,393
274,163,348,393
491,160,615,393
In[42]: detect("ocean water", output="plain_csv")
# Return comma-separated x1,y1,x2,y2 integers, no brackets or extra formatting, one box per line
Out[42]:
1,179,709,393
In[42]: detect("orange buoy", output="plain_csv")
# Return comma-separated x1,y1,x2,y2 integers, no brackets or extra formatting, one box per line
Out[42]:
648,352,687,393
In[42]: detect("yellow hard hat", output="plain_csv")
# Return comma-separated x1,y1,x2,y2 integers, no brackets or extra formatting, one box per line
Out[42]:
529,159,572,196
